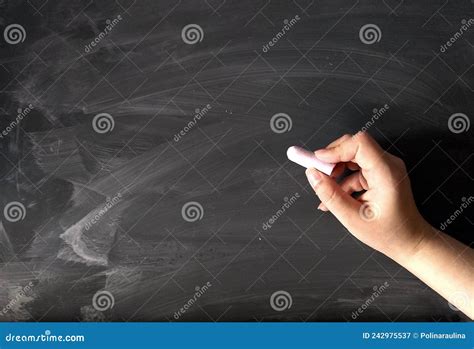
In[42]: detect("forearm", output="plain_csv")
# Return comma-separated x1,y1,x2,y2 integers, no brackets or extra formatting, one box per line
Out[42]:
394,224,474,319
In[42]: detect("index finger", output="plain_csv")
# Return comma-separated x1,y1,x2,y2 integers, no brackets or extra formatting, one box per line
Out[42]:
314,132,384,170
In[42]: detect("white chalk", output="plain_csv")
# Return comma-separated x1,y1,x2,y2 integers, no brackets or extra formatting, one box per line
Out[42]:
287,146,335,176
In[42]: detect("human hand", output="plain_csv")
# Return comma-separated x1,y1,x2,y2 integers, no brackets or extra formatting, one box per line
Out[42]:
305,132,430,261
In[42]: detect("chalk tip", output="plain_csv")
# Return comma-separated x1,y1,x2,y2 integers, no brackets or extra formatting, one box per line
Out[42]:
286,145,297,159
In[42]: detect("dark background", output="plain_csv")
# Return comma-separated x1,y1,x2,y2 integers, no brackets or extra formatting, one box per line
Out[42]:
0,0,472,321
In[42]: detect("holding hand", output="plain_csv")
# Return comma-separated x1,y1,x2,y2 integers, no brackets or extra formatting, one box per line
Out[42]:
304,132,474,319
305,132,427,260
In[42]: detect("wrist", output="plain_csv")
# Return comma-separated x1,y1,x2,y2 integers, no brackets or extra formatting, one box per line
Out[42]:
385,218,435,265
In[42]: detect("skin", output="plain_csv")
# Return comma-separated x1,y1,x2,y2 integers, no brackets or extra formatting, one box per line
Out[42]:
305,132,474,319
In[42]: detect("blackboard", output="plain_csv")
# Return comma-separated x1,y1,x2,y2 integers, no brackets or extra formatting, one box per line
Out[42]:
0,0,472,321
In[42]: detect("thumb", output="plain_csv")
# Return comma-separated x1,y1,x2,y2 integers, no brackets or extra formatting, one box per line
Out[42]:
305,168,361,228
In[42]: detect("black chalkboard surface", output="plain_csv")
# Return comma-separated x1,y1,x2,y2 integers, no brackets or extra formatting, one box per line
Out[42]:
0,0,472,321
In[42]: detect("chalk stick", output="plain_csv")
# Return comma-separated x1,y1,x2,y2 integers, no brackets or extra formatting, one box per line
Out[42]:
287,146,335,176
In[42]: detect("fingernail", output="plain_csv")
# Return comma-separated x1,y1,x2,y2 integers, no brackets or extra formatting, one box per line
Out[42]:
314,149,330,160
305,168,321,188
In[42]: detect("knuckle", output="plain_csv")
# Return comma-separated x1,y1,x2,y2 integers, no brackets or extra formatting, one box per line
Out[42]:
353,131,370,142
352,132,372,153
390,155,407,171
386,155,407,181
397,159,407,172
355,132,379,150
341,134,352,141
